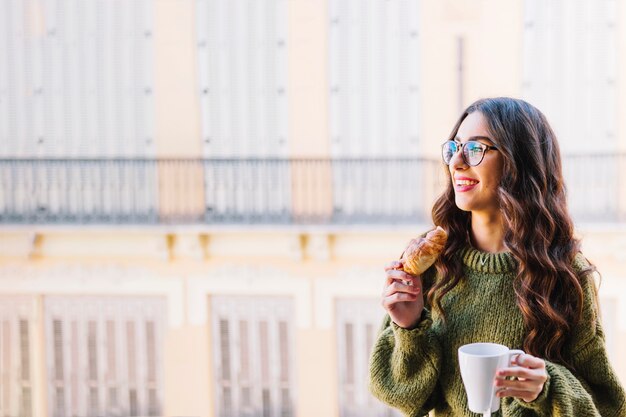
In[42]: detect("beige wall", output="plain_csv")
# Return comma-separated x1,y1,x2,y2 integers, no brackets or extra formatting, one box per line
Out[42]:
419,0,524,156
287,0,331,158
154,0,202,158
1,226,625,417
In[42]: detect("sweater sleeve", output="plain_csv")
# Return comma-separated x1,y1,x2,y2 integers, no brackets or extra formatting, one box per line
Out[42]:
512,256,626,416
368,310,443,417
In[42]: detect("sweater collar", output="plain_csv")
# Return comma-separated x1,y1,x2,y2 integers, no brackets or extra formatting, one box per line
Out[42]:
459,245,518,274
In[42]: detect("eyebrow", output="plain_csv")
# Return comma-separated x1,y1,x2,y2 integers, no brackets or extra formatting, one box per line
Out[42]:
453,135,494,144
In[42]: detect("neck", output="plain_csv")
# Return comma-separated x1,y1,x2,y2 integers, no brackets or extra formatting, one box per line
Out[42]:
469,211,507,253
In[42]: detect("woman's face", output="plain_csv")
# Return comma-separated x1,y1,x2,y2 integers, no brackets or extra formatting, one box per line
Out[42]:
448,111,504,215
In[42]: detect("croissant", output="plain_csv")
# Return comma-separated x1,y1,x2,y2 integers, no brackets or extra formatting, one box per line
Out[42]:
401,226,448,275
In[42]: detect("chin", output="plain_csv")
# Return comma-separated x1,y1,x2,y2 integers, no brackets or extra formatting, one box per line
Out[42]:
454,197,473,212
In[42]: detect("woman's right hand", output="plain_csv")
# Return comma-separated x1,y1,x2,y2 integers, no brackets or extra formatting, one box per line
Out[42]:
382,260,424,329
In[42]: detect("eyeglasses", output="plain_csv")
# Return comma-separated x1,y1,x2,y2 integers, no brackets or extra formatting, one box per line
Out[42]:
441,140,498,167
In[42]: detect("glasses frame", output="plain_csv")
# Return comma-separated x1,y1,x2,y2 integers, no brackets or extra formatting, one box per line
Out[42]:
441,139,498,167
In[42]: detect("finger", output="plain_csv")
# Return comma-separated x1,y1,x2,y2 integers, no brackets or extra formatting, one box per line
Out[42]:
381,292,418,309
496,388,537,402
496,367,543,381
513,354,546,370
383,281,421,297
386,269,412,280
384,260,404,272
382,278,420,298
386,269,421,287
494,376,538,391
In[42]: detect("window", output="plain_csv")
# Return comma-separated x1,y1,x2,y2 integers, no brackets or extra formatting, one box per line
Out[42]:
329,0,421,158
196,0,289,158
211,296,295,417
0,296,34,417
522,0,616,153
44,296,164,417
0,0,155,158
336,298,401,417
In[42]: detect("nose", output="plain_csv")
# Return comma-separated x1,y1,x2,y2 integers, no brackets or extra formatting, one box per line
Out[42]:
448,146,467,170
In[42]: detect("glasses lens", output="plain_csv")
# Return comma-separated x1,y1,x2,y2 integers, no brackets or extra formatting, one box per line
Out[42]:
464,141,485,166
442,141,457,165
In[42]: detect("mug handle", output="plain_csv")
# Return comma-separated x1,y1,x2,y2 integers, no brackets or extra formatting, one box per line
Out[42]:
507,349,525,368
486,349,526,416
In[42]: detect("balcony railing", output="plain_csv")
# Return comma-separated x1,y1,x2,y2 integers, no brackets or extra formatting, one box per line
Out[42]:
0,156,624,225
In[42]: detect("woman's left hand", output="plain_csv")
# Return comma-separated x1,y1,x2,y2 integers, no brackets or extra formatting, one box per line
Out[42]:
494,353,548,403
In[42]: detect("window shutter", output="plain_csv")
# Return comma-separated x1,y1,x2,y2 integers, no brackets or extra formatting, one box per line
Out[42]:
0,0,154,158
218,318,232,417
278,321,292,417
19,319,32,417
212,296,296,417
87,320,99,416
329,0,420,158
196,0,289,158
523,0,616,154
69,320,78,415
344,322,355,407
239,320,252,412
146,320,158,415
126,320,138,416
336,298,402,417
51,319,65,417
1,320,10,416
259,320,271,417
0,296,35,417
44,296,164,417
105,319,118,413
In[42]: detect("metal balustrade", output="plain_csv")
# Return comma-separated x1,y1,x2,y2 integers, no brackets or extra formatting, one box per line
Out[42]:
0,156,623,225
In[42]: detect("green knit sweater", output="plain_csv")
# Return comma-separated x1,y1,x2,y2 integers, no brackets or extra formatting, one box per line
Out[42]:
369,245,626,416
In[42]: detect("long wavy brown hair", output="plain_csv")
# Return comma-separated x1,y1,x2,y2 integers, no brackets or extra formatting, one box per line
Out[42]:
427,97,595,367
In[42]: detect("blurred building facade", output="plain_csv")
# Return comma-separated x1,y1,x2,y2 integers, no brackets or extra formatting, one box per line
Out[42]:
1,1,626,417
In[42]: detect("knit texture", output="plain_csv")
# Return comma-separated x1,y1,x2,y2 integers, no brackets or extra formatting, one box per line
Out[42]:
369,245,626,416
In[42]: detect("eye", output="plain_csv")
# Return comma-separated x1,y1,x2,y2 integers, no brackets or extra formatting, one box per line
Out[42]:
442,141,458,164
465,142,485,157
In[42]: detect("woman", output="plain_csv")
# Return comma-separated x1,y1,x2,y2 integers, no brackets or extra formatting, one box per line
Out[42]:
369,97,625,416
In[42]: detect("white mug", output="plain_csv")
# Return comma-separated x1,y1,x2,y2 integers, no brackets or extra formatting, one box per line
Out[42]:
458,343,525,416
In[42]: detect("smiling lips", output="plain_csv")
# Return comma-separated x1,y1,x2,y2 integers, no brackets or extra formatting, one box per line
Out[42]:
455,176,479,191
